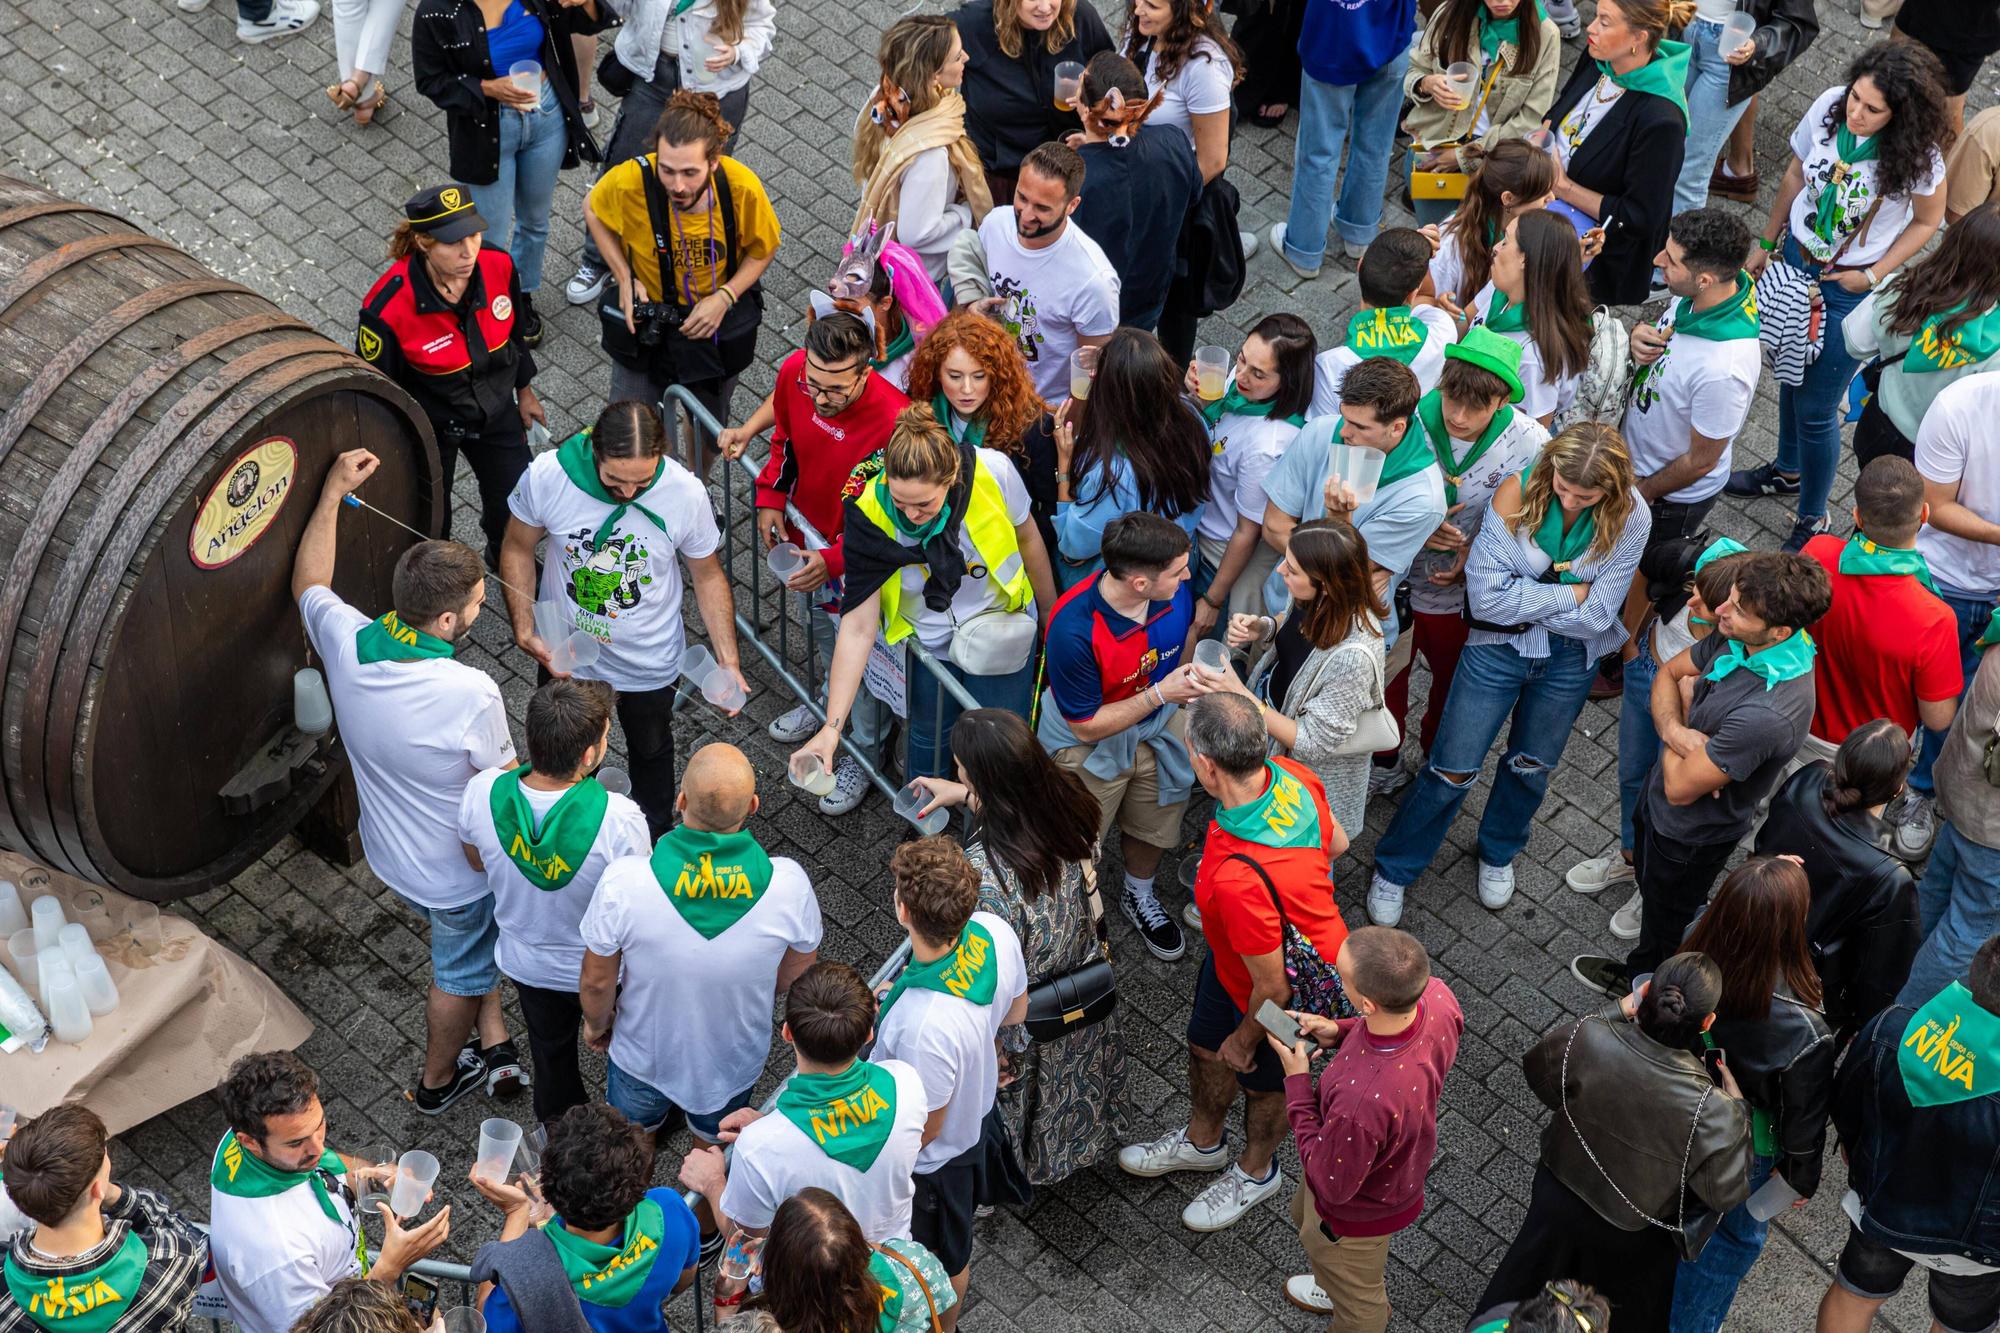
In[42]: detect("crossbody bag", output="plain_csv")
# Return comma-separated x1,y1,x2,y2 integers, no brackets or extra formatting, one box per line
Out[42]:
1022,857,1119,1042
1409,56,1506,202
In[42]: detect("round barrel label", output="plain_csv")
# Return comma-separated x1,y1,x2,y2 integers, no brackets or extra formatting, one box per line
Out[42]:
189,437,298,570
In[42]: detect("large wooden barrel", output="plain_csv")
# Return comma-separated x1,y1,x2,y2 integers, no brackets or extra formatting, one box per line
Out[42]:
0,175,444,901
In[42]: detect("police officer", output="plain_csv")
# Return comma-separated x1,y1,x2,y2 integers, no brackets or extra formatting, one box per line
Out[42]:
358,185,546,567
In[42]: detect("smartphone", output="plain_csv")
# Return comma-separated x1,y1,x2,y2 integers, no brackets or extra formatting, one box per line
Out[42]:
1255,999,1302,1049
1702,1045,1727,1085
400,1274,440,1325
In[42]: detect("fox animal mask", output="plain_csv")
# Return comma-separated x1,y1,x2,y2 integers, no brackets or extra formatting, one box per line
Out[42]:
1081,86,1165,147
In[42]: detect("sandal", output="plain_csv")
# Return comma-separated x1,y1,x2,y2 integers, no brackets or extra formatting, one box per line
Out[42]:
353,79,388,126
1249,102,1290,127
325,77,361,110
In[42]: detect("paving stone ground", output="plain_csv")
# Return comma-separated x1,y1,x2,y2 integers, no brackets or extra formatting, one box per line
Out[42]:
3,0,1993,1327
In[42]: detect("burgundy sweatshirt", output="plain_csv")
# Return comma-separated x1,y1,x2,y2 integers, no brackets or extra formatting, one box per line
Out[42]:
1285,977,1463,1236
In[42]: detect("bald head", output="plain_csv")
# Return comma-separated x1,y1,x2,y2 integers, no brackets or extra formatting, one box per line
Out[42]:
679,743,756,831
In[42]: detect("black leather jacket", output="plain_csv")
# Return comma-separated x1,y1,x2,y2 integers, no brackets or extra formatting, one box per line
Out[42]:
1756,764,1920,1047
1526,1006,1753,1232
1711,984,1836,1198
1720,0,1819,107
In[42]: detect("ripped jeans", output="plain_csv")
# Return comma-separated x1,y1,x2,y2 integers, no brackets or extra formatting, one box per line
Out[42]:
1373,636,1599,888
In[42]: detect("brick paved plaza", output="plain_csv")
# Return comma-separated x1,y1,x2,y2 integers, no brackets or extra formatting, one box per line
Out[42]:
2,0,1992,1326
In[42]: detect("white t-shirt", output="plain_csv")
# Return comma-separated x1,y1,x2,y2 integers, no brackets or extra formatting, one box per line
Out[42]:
1199,407,1301,542
890,449,1038,652
508,450,721,691
580,848,823,1113
1139,37,1234,145
721,1059,930,1241
980,207,1120,404
298,586,515,909
1789,86,1948,267
870,911,1028,1171
457,769,652,991
1312,305,1460,415
1916,376,2000,596
1406,408,1548,615
1619,297,1762,504
1556,75,1624,166
208,1148,361,1333
1471,283,1578,422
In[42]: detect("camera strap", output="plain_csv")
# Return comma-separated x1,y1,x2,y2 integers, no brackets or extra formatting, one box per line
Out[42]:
639,157,741,309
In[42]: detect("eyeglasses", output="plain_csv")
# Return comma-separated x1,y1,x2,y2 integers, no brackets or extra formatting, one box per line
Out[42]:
797,372,862,403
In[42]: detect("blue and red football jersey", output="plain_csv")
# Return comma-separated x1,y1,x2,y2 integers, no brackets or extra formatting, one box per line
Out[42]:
1044,579,1195,724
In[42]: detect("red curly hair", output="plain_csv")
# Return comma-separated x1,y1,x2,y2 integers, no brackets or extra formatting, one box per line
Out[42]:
905,311,1048,462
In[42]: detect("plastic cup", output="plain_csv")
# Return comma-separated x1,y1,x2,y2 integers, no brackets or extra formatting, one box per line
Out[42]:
389,1150,440,1217
894,781,950,835
1327,442,1388,506
442,1310,485,1333
1179,858,1200,891
1193,640,1229,677
45,973,91,1045
30,896,65,953
1746,1171,1801,1221
75,954,118,1017
69,889,114,943
534,599,572,646
475,1118,523,1182
1631,971,1653,998
768,542,805,579
38,953,75,1025
1194,346,1230,403
547,631,601,676
788,751,838,797
718,1233,763,1282
508,59,543,96
294,667,334,736
1052,60,1084,110
7,930,39,992
125,902,161,956
0,881,27,939
1720,10,1755,55
680,643,719,688
1070,345,1098,401
701,667,748,711
596,765,632,796
1526,127,1557,155
58,922,95,969
350,1145,396,1218
1445,60,1477,101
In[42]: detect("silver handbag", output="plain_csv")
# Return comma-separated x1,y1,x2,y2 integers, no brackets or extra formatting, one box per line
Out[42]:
1326,644,1401,757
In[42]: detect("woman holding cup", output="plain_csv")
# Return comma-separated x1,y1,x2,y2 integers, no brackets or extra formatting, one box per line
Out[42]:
952,0,1117,202
1401,0,1564,226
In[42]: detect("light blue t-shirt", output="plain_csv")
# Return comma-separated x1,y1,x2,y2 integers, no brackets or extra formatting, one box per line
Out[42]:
1260,415,1448,647
1054,450,1204,589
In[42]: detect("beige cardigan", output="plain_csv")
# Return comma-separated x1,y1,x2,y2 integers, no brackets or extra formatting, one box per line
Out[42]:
1401,5,1563,170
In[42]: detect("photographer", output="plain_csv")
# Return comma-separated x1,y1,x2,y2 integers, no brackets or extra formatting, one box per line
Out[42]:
584,90,779,474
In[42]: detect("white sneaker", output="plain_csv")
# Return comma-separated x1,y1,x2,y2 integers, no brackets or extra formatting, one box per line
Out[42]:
1182,1164,1282,1232
1609,888,1643,940
1268,223,1322,280
1368,759,1413,799
1566,852,1635,894
817,757,869,816
1368,872,1405,926
177,0,211,12
1117,1128,1229,1179
579,99,601,129
1285,1276,1334,1313
1240,228,1260,259
1477,861,1515,910
767,702,820,744
1182,900,1202,931
565,260,610,306
237,0,317,42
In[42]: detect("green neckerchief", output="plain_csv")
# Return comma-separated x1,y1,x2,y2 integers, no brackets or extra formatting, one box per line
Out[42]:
1839,532,1940,595
1345,306,1428,367
1689,537,1747,625
1468,1323,1508,1333
1479,12,1518,60
1595,39,1690,127
1483,289,1528,336
1703,629,1817,691
933,393,987,451
1633,277,1762,400
1979,606,2000,650
667,0,698,14
556,428,670,550
650,825,775,940
872,319,916,372
1904,302,2000,374
1525,467,1596,584
1900,981,2000,1107
878,920,1000,1019
488,768,610,892
1373,418,1442,491
4,1230,150,1333
545,1197,667,1307
1200,386,1302,428
1214,760,1323,850
773,1060,901,1172
872,475,952,544
1416,391,1508,504
870,1250,905,1331
210,1130,346,1224
354,610,453,663
1812,121,1881,246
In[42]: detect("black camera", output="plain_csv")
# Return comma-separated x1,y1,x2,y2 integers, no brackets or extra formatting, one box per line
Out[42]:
631,300,684,348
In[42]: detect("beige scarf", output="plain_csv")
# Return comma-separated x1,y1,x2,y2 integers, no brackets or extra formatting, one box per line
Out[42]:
852,90,993,238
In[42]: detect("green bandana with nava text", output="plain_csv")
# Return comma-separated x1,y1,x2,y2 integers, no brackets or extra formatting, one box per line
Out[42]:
1904,302,2000,375
1416,391,1508,505
211,1130,347,1223
489,767,610,891
1346,307,1428,367
354,610,454,663
1900,980,2000,1107
774,1059,901,1171
1525,465,1596,585
1839,533,1939,595
870,1250,907,1331
4,1231,149,1333
878,919,999,1019
556,427,670,549
546,1197,667,1307
1703,630,1816,691
1214,760,1323,850
651,825,774,939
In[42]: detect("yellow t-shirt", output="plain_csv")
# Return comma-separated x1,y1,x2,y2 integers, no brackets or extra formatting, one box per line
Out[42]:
587,155,782,303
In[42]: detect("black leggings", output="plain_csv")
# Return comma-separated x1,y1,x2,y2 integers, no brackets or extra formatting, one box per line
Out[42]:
435,421,531,570
511,980,589,1127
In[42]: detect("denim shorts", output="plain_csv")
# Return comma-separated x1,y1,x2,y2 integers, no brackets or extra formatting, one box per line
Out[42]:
1838,1224,2000,1333
607,1059,757,1142
408,895,500,998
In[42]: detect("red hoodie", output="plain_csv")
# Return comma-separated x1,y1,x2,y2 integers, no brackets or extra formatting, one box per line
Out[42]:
753,350,910,578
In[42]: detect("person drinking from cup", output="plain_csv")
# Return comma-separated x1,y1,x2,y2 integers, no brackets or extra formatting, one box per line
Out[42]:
499,400,746,839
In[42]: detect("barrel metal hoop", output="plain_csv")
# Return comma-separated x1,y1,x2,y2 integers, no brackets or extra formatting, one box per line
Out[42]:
0,233,180,321
0,202,118,235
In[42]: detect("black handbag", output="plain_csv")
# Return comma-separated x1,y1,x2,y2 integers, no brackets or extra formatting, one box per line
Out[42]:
1021,860,1118,1043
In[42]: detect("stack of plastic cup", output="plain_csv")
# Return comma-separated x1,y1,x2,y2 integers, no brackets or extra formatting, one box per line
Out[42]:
30,896,65,952
74,954,118,1017
475,1119,523,1182
58,923,95,970
680,644,747,711
44,971,90,1044
893,782,950,835
39,953,74,1016
1328,442,1388,506
0,881,26,939
390,1151,440,1217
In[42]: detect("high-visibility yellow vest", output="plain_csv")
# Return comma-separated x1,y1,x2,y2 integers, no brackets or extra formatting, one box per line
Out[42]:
852,458,1032,645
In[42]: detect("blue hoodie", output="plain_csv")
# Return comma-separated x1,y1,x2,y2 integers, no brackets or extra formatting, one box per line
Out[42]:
1299,0,1416,87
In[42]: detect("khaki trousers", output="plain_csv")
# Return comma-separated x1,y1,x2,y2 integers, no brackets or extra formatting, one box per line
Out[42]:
1290,1181,1394,1333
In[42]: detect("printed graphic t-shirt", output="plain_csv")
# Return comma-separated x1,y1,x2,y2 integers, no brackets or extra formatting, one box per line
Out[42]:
979,207,1120,405
586,155,782,303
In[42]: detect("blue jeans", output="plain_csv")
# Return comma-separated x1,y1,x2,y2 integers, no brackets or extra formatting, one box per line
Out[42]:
1619,633,1663,852
1908,584,1995,795
1773,233,1869,524
1374,637,1598,886
466,81,566,293
1281,51,1411,271
607,1059,756,1142
905,647,1038,780
1671,1154,1775,1333
1671,18,1754,217
1899,820,2000,1006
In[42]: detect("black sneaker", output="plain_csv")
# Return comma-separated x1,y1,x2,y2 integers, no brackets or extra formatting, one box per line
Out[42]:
481,1040,531,1098
414,1045,488,1115
1121,884,1186,961
1570,954,1633,1000
1723,462,1801,498
516,294,544,349
1781,513,1832,553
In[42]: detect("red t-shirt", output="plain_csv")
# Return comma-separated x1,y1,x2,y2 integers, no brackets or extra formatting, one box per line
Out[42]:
1803,534,1961,741
753,350,911,578
1193,758,1350,1010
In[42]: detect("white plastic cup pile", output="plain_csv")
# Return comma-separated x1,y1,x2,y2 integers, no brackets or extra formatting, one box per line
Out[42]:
788,751,837,797
474,1118,523,1183
389,1150,440,1217
1327,442,1387,506
30,896,64,952
0,881,26,938
58,923,95,970
39,953,74,1017
74,955,118,1017
894,782,950,836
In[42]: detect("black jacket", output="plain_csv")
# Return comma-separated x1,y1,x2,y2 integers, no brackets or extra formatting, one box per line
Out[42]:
1546,59,1686,306
1756,764,1920,1047
953,0,1116,175
411,0,610,186
1722,0,1819,107
1710,984,1836,1198
1075,125,1203,326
